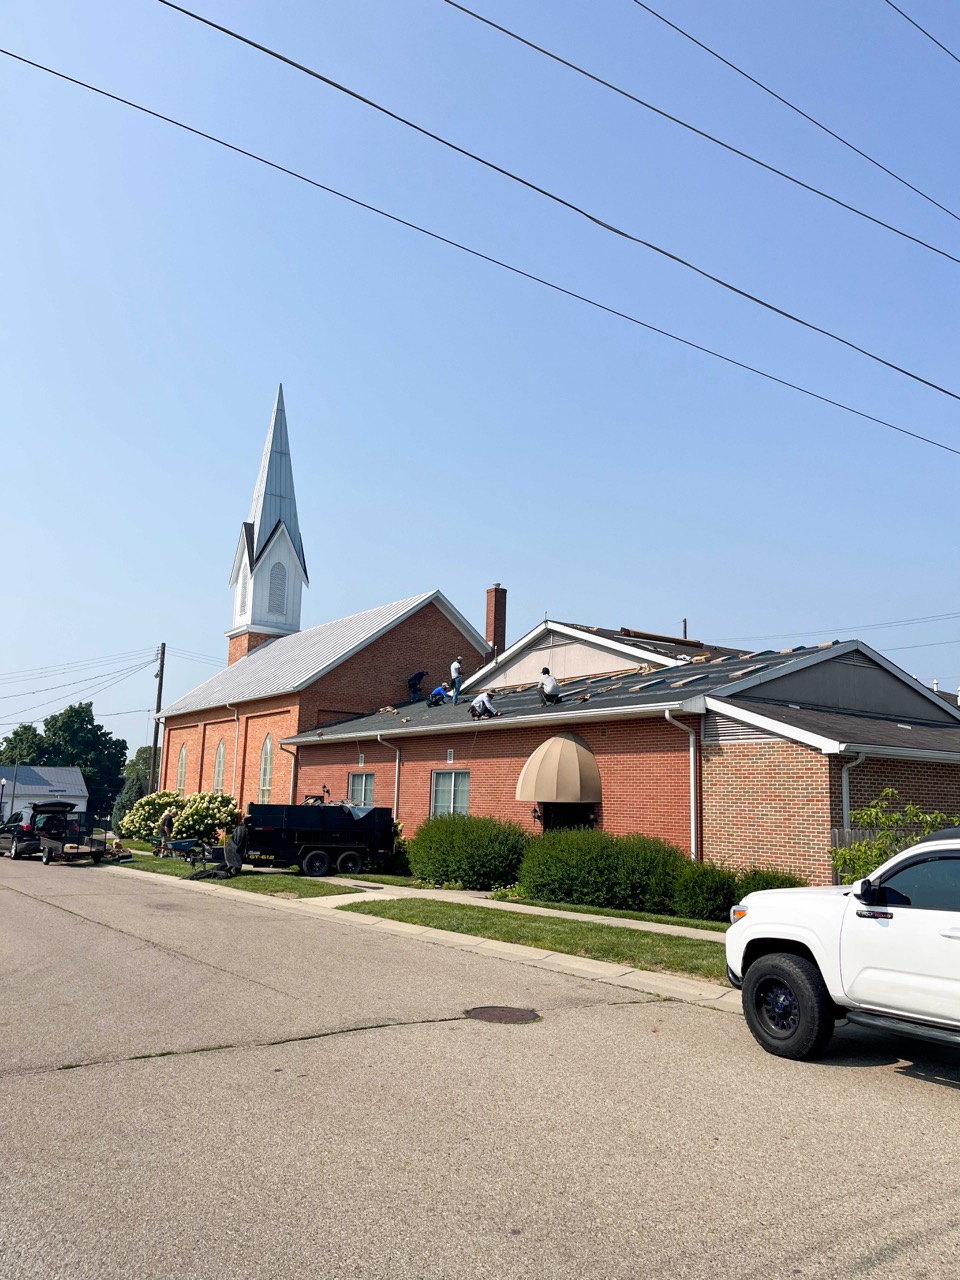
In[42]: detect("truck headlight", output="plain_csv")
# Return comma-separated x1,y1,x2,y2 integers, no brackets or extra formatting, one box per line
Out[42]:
730,904,748,923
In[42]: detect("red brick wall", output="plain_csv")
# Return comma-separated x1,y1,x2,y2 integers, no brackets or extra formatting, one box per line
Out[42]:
296,715,698,852
702,740,834,884
834,757,960,825
295,601,486,734
162,601,487,810
227,631,275,665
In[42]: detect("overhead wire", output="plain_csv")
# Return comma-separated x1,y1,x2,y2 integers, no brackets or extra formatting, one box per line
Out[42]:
630,0,960,225
0,646,157,684
5,48,960,459
0,659,156,726
0,662,159,702
153,1,960,407
443,0,960,267
716,609,960,642
881,0,960,68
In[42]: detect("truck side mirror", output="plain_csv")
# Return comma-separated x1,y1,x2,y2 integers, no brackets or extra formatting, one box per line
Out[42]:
854,878,877,905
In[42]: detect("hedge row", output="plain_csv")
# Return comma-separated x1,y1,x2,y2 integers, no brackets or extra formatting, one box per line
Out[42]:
407,817,805,920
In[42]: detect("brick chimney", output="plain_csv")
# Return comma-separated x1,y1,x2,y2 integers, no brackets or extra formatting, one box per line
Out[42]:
485,583,507,658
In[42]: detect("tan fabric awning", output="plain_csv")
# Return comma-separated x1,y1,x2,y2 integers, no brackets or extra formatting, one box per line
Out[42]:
515,733,602,804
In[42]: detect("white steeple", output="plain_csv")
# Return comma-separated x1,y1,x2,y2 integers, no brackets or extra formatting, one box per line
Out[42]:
227,386,308,648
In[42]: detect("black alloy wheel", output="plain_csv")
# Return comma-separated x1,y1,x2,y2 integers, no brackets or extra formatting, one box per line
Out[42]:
9,837,20,860
300,849,332,878
336,850,363,875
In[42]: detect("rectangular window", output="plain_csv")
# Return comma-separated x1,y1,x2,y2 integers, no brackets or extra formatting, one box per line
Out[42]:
431,770,470,817
347,773,375,805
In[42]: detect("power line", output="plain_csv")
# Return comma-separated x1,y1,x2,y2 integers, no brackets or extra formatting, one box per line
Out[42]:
630,0,960,225
0,647,157,684
155,1,960,407
0,661,159,701
5,48,960,460
0,659,156,726
444,1,960,268
886,637,960,652
881,0,960,67
716,610,960,642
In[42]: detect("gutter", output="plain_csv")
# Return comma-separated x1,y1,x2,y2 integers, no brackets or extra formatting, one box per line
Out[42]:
837,743,960,765
665,710,700,861
281,698,698,748
377,734,402,816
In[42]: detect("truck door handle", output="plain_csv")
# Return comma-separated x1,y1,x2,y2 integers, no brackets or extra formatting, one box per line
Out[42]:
939,928,960,940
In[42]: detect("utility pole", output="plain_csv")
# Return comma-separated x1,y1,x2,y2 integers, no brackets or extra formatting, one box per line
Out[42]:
149,643,166,793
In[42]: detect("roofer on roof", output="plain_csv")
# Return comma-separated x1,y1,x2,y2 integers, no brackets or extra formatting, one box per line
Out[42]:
470,691,500,720
538,667,562,706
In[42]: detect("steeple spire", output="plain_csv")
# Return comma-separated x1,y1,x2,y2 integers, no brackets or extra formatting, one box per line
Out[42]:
247,384,307,577
227,386,309,663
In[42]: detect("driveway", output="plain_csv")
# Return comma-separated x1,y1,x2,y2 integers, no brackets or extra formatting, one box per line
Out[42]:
2,856,959,1279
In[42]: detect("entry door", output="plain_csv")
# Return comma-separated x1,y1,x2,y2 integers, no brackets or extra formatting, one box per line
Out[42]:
839,854,960,1026
540,803,596,832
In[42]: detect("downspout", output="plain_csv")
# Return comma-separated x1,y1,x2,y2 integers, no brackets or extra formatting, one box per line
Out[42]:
279,742,299,803
226,703,240,798
665,710,699,861
840,752,867,832
377,734,402,817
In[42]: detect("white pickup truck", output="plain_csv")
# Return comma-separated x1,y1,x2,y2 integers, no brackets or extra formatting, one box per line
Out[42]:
725,829,960,1059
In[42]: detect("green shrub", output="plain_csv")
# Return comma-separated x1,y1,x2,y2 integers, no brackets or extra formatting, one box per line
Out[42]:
173,791,240,842
517,829,688,913
736,867,807,897
673,861,740,922
407,814,529,890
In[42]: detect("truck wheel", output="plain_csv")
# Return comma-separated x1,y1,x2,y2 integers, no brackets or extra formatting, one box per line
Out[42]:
300,849,332,877
336,850,363,875
41,846,51,865
10,838,20,860
742,953,835,1061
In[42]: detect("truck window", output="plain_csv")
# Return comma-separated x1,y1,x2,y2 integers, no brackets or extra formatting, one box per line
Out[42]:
879,856,960,912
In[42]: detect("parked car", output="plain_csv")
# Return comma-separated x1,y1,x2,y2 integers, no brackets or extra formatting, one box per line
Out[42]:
0,801,81,859
726,828,960,1060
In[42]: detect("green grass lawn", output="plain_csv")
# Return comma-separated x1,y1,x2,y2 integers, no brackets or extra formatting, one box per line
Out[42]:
337,898,728,982
496,896,728,933
120,855,360,899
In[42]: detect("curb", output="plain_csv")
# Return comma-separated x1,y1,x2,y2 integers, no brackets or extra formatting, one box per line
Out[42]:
105,865,742,1016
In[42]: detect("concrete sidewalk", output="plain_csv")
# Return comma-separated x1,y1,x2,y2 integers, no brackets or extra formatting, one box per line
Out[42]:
106,865,741,1016
326,877,726,942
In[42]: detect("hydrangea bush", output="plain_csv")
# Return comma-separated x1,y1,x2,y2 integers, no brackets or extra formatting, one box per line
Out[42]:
119,790,185,842
173,792,241,842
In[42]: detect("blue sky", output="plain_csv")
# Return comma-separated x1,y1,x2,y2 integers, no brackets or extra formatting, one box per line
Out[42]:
3,0,960,757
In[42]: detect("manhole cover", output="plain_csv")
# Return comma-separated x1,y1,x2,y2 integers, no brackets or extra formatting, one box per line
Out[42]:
464,1006,540,1024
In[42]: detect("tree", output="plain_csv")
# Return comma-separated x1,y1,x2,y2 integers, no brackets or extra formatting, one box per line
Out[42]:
112,768,147,833
0,723,46,765
832,787,960,882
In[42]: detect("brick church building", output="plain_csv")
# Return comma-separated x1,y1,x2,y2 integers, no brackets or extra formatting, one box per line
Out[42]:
159,388,492,807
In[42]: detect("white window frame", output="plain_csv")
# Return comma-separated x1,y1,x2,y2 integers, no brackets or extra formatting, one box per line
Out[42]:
212,739,225,794
258,734,274,803
430,770,470,817
176,744,187,795
347,772,375,806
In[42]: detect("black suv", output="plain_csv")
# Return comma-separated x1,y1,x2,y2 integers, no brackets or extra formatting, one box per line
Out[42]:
0,802,81,859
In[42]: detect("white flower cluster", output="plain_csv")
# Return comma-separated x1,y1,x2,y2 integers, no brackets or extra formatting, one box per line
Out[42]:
120,790,185,842
173,791,241,842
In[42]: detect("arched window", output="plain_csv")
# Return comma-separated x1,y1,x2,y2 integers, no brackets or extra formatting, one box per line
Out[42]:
238,567,249,617
213,739,225,794
268,562,287,615
258,734,274,803
176,744,188,795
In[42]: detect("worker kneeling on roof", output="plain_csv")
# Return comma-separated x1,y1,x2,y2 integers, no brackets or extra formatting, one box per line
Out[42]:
538,667,562,705
469,690,501,720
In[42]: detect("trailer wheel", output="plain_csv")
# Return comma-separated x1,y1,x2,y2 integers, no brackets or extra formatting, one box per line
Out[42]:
90,853,102,865
336,850,364,875
41,846,52,865
300,849,332,877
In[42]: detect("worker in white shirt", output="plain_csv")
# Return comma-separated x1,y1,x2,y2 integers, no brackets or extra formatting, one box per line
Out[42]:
469,691,501,720
538,667,562,705
450,656,464,704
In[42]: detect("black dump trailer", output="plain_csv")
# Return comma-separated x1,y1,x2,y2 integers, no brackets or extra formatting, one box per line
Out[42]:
244,802,396,877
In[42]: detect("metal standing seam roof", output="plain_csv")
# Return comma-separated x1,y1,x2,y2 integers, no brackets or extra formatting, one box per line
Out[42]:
161,591,485,718
246,385,306,576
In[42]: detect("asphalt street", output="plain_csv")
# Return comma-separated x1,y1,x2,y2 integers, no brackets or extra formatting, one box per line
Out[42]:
2,856,960,1280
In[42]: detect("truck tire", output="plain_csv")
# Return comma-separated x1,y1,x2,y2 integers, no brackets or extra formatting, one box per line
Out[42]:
742,953,835,1061
9,837,20,860
300,849,332,878
336,850,363,875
